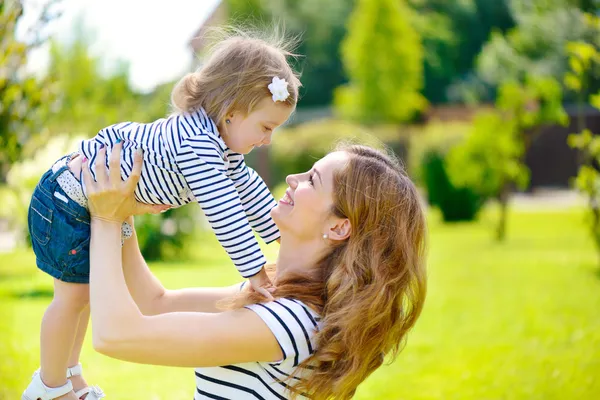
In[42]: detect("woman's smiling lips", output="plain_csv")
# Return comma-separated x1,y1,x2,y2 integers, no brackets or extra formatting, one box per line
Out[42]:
279,190,294,206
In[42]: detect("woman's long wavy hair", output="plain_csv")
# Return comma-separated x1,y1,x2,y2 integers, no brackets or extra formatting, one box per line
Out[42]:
171,26,301,125
222,144,427,399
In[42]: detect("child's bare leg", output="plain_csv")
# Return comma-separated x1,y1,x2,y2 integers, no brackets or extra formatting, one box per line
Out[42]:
40,279,89,398
67,304,90,394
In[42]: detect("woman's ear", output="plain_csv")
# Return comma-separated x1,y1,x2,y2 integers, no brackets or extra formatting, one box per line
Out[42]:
327,218,351,241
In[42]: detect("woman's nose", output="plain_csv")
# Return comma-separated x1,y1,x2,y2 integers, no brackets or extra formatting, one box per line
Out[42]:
285,174,298,188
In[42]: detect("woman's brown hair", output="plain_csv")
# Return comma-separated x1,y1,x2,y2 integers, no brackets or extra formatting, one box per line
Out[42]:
223,144,427,399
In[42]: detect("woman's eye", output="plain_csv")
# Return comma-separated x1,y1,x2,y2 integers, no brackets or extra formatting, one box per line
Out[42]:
309,174,314,186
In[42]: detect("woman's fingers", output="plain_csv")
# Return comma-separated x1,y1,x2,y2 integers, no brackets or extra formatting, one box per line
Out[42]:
125,148,144,193
95,146,108,185
133,202,170,216
109,140,123,186
81,157,95,194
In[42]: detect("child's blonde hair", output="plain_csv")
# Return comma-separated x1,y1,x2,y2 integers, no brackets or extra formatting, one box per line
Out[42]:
171,27,301,124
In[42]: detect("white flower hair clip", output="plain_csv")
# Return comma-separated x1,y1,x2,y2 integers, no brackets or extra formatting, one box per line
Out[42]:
268,76,290,102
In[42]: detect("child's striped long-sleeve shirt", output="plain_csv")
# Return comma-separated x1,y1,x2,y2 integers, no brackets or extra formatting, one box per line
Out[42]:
79,107,280,277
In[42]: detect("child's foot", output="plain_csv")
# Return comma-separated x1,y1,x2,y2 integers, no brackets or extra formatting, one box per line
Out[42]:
54,392,80,400
70,375,104,399
22,370,78,400
66,365,105,399
69,374,88,397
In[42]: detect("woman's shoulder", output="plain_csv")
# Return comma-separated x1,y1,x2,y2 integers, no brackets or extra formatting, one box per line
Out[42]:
245,298,320,366
247,298,320,327
238,283,320,325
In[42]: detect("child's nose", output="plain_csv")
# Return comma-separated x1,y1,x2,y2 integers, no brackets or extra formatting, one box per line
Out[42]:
262,133,272,145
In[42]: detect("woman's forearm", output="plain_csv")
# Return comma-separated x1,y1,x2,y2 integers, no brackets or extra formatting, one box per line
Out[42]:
121,224,167,315
121,222,239,314
90,219,144,344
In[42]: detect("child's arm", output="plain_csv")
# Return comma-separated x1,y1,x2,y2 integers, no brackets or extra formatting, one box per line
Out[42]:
229,157,280,244
121,217,244,315
178,137,268,279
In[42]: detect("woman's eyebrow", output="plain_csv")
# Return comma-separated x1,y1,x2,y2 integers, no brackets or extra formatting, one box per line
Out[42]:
314,168,323,185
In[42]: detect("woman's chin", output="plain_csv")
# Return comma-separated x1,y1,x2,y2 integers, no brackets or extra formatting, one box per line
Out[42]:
270,206,289,230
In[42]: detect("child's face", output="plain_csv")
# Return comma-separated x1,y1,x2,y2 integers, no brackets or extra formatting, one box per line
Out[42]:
222,97,293,154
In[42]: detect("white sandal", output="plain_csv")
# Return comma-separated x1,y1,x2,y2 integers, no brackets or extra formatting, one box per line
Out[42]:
74,386,105,400
23,365,105,400
67,364,106,400
22,369,74,400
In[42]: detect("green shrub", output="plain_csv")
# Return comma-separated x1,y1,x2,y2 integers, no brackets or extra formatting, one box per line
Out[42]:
409,120,485,222
407,120,471,182
421,151,483,222
446,111,529,200
134,205,201,262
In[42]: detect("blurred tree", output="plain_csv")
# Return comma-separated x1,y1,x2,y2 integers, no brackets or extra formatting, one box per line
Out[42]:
0,0,60,183
568,129,600,265
448,76,567,240
565,24,600,265
564,15,600,131
477,0,600,99
226,0,264,21
494,77,567,240
225,0,354,108
335,0,426,123
44,19,176,137
447,111,528,225
510,0,599,14
226,0,517,106
409,0,515,103
45,22,156,135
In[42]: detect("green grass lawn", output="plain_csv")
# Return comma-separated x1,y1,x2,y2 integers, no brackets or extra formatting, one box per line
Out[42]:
1,206,599,399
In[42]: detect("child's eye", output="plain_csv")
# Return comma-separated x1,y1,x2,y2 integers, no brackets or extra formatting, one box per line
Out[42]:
263,126,272,132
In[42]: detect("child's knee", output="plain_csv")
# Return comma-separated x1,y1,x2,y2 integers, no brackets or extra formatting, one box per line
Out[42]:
53,280,90,309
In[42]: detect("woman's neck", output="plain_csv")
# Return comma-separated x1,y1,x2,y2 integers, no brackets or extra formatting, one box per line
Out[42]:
274,236,325,282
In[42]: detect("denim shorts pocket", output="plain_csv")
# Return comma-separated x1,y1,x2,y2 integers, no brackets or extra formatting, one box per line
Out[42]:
61,235,91,279
30,195,53,245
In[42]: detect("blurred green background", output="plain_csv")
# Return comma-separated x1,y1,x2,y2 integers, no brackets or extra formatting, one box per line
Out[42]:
2,0,600,398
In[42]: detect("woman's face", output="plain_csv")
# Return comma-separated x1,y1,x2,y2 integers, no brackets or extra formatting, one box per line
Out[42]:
271,151,349,241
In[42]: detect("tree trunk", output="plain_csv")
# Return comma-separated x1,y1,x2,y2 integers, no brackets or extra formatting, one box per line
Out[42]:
497,183,510,242
590,195,600,268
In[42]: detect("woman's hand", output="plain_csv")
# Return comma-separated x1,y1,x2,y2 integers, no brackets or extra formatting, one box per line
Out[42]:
82,141,169,224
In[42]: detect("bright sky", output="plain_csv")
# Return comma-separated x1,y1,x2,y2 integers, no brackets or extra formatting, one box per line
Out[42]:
22,0,221,92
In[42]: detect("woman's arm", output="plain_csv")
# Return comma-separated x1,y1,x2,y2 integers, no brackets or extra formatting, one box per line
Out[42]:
91,219,281,367
84,145,280,367
121,217,244,315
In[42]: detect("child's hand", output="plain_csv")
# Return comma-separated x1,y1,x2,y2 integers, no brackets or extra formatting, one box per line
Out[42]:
248,267,275,301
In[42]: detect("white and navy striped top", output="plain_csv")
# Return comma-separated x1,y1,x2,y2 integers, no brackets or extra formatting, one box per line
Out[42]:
195,295,321,399
78,108,280,277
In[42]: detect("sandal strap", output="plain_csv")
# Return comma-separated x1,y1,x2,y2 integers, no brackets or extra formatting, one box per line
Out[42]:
43,380,74,399
75,385,105,399
66,363,83,378
24,371,74,399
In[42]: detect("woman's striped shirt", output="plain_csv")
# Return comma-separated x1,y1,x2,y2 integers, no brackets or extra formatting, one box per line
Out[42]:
195,295,321,399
